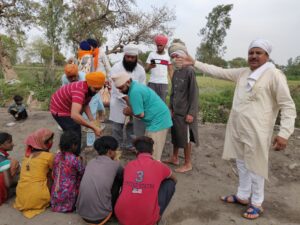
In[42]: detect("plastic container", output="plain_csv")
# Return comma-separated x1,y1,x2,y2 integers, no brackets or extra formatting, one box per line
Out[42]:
85,124,106,147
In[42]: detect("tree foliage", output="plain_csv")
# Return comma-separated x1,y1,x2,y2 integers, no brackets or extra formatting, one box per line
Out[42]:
285,56,300,77
196,4,233,66
228,57,248,68
65,0,175,54
39,0,66,47
24,37,65,65
0,0,40,81
0,34,18,65
39,0,67,80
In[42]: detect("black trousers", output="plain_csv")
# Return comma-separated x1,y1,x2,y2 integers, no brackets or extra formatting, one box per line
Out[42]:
52,114,82,155
9,109,28,121
158,179,176,216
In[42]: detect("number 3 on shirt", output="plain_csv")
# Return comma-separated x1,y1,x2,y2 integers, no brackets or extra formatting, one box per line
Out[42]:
135,171,144,183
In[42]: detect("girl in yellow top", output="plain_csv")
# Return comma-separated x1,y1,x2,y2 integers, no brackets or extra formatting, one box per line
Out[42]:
14,128,54,218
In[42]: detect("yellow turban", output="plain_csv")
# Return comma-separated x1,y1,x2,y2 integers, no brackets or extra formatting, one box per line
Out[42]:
85,72,106,88
64,64,78,77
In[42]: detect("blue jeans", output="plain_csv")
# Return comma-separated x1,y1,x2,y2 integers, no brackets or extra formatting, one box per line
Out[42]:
158,179,176,216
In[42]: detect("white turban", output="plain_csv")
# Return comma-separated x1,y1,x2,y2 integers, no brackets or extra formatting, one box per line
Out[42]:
248,38,272,55
111,72,131,88
123,44,139,56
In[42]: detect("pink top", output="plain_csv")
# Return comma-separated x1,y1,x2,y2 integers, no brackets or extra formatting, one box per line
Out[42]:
50,81,90,116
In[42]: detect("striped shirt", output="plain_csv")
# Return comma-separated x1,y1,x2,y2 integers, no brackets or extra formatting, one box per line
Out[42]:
50,81,91,116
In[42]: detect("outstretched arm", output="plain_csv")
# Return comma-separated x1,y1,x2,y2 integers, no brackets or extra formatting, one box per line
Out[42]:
176,54,244,82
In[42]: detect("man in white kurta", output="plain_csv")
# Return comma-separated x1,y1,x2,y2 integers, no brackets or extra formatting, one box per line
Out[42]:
176,39,296,219
109,44,146,150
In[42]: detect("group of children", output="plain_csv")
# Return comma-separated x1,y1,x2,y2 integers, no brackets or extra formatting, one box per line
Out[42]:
0,129,176,225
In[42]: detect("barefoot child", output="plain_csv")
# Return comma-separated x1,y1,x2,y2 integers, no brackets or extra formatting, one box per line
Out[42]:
14,128,54,218
0,132,20,205
51,131,85,212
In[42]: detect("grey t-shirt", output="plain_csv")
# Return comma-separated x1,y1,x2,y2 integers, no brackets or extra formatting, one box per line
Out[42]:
76,155,120,220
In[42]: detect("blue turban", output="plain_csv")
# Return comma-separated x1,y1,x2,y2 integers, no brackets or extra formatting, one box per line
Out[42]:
87,38,99,48
79,41,91,51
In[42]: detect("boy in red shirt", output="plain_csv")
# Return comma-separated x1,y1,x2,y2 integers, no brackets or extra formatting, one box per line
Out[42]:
115,136,176,225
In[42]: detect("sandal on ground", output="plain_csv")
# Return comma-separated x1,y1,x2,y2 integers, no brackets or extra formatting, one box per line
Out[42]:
220,195,249,205
243,205,263,220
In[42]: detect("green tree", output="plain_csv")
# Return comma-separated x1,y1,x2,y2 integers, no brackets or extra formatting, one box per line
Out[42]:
0,0,40,81
196,4,233,66
66,0,175,54
0,34,18,65
24,37,65,66
39,0,66,81
285,56,300,78
228,57,248,68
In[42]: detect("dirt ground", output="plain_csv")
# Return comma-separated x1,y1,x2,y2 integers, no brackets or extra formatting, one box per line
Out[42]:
0,108,300,225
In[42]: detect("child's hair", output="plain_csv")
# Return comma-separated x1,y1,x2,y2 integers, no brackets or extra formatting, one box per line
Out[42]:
94,136,118,155
13,95,23,102
59,131,80,158
133,136,154,154
0,132,12,145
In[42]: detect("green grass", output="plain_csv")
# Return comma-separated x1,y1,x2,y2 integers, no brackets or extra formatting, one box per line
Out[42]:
197,76,300,127
0,66,62,110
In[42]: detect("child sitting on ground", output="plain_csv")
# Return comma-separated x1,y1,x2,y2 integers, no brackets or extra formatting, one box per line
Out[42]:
51,131,85,212
0,132,20,205
8,95,28,121
14,128,54,218
76,136,123,225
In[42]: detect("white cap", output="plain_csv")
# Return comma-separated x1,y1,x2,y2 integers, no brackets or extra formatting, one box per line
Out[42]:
111,72,131,87
123,43,139,56
248,38,272,55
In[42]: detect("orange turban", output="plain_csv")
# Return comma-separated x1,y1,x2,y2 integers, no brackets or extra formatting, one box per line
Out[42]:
154,35,168,46
86,72,106,88
64,64,78,77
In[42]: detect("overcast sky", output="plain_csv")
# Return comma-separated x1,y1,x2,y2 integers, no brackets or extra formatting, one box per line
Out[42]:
27,0,300,65
136,0,300,65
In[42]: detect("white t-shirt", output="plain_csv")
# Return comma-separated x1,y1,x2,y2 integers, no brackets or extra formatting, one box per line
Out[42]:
146,51,171,84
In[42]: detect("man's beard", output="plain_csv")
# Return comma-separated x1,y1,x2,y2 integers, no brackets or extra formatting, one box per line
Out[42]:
88,87,97,97
123,57,137,72
122,86,129,95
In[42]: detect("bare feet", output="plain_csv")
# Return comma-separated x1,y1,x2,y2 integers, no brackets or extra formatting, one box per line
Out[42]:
163,157,179,166
174,164,192,173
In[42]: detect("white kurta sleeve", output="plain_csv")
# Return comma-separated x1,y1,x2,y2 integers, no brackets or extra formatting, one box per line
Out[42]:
194,61,246,82
273,70,296,139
